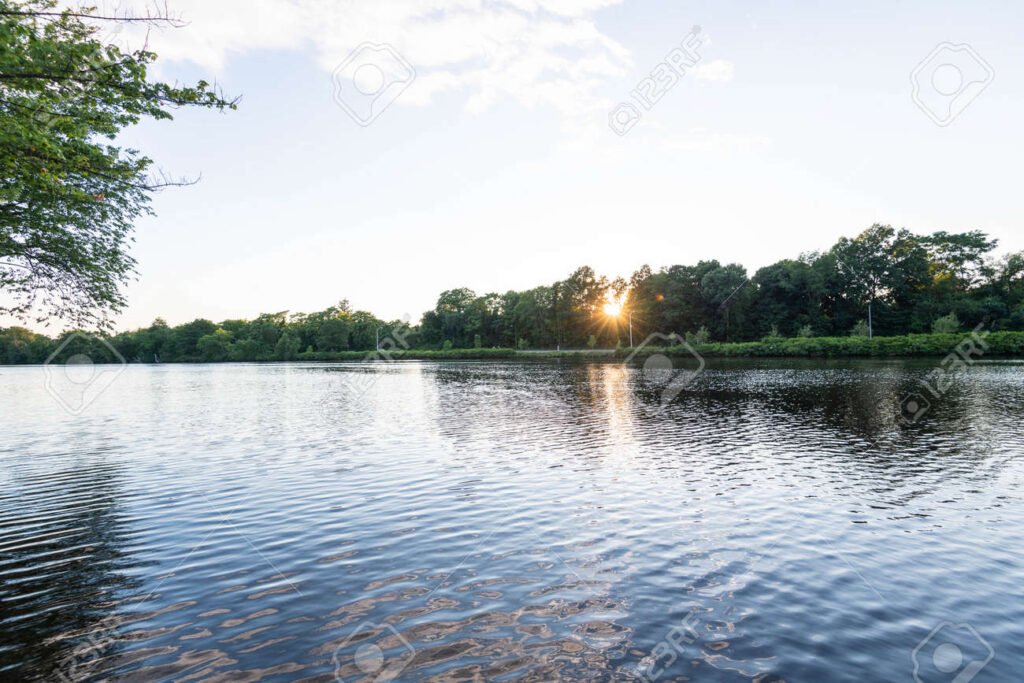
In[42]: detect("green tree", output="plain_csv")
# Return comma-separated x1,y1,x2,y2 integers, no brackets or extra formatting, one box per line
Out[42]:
932,313,961,334
831,225,930,337
559,266,609,346
422,288,476,347
229,338,260,361
0,1,235,327
921,231,998,289
316,316,350,352
171,319,216,360
660,262,721,337
0,325,49,362
511,286,556,349
274,331,300,360
347,311,381,350
700,263,749,340
752,259,826,337
197,329,232,362
686,326,711,344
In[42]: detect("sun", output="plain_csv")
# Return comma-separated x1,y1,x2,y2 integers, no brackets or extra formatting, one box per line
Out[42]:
603,301,622,317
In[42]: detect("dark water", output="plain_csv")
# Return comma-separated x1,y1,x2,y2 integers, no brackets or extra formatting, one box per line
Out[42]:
1,359,1022,682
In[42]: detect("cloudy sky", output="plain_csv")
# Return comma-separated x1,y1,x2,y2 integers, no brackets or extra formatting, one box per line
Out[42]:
81,0,1024,328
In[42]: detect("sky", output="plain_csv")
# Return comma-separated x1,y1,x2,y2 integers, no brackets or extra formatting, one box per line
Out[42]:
41,1,1024,329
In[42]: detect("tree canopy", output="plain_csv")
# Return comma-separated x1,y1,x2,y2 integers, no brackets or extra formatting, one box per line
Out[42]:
411,225,1022,349
0,0,235,328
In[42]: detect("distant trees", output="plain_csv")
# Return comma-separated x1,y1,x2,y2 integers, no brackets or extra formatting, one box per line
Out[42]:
274,332,300,361
315,318,351,352
931,313,961,335
416,225,1022,349
419,267,620,349
830,225,933,335
0,303,407,363
0,325,50,363
197,329,232,362
3,225,1024,361
750,258,826,338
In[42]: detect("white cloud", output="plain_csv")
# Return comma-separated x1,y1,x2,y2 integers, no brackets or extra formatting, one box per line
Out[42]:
692,59,735,82
664,127,770,152
619,122,770,154
89,0,632,124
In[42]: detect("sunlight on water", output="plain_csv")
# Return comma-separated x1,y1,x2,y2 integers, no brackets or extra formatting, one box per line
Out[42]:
1,360,1022,681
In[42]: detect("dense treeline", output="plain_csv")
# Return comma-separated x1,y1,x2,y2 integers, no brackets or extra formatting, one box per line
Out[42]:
0,302,411,363
2,225,1023,363
417,225,1024,348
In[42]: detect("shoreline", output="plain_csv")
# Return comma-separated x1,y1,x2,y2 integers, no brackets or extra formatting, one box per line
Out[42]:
299,330,1024,361
5,331,1022,366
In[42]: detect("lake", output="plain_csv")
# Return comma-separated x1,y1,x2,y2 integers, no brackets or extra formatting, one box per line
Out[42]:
1,359,1022,681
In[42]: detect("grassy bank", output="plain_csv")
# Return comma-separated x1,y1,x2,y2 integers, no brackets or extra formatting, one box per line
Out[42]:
299,347,521,361
298,347,613,361
677,330,1024,358
294,331,1024,362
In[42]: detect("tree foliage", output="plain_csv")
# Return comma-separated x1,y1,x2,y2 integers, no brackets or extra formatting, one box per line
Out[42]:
4,225,1024,361
414,225,1021,349
0,0,235,328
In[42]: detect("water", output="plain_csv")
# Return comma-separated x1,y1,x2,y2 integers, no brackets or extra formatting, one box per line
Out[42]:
1,359,1022,682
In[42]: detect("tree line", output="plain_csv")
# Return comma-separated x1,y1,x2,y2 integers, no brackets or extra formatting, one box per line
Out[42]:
0,301,407,363
2,225,1023,363
418,225,1023,348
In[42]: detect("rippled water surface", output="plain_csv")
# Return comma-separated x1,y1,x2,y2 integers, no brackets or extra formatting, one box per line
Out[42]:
2,360,1023,682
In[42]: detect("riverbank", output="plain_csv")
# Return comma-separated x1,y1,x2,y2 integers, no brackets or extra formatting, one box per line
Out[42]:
649,330,1024,359
8,330,1022,366
296,330,1024,362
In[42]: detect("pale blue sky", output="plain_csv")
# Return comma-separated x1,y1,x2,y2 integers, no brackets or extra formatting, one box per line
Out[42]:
65,1,1024,328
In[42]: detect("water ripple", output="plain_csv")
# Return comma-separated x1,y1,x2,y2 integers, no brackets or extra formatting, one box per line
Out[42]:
1,360,1022,680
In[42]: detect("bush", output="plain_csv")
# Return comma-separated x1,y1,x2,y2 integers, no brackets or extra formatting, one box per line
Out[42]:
850,320,870,337
798,324,814,338
473,334,482,349
636,330,1024,359
586,334,597,349
932,313,961,334
274,332,300,361
687,326,711,345
1005,305,1024,331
